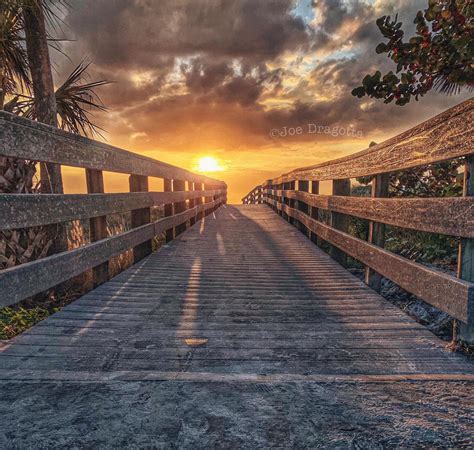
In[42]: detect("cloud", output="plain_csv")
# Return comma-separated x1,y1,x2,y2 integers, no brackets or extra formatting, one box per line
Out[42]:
57,0,471,156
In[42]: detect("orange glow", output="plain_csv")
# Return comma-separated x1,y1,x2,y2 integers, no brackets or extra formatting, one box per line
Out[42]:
195,156,224,173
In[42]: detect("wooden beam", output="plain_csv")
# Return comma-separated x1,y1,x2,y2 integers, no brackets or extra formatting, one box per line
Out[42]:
457,156,474,344
0,200,219,307
0,190,223,230
268,199,474,323
195,182,204,220
189,182,196,226
85,169,109,287
330,179,351,266
310,181,320,245
129,174,152,263
0,111,225,186
270,99,473,183
173,179,187,236
204,183,213,217
164,179,174,243
268,190,474,238
365,173,390,292
297,180,310,237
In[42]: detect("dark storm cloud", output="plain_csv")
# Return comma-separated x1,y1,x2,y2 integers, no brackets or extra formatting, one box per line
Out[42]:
60,0,471,151
67,0,310,67
181,58,283,107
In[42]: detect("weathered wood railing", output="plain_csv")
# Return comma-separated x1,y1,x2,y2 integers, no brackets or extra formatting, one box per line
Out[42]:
242,185,263,204
0,112,227,307
243,98,474,344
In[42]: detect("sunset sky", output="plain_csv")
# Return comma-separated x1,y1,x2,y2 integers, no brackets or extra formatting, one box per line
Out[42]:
55,0,471,203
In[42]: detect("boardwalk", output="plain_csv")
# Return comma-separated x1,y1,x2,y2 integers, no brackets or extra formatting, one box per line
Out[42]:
1,205,473,448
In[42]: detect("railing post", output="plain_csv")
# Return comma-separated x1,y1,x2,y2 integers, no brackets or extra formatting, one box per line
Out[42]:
457,155,474,346
164,178,174,243
204,183,213,216
85,169,109,287
365,173,390,292
330,178,351,266
129,174,152,263
196,182,204,219
189,182,196,226
297,180,310,237
310,181,320,245
173,179,187,236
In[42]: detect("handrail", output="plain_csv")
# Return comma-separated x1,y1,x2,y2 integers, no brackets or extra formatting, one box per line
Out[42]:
0,111,225,185
242,185,263,204
0,113,227,306
243,98,474,336
272,98,473,183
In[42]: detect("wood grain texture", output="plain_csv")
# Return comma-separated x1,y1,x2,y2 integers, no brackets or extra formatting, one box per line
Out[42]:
457,156,474,343
269,190,474,238
189,182,196,226
271,98,473,183
0,190,224,229
86,169,109,287
365,173,390,292
0,111,225,185
329,179,350,266
268,198,474,324
173,179,187,236
0,200,219,307
1,206,472,390
129,175,152,263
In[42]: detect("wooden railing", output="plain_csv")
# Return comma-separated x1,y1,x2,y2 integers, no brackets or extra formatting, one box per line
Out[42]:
0,112,227,307
242,185,263,204
243,98,474,342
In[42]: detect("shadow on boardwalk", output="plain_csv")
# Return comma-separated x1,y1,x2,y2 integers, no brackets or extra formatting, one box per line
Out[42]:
0,205,473,448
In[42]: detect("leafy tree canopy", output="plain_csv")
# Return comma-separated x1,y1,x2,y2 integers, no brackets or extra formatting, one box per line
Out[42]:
352,0,473,105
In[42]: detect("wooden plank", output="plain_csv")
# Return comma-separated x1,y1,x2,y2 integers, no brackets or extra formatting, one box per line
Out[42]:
330,179,350,266
310,181,320,245
296,180,310,237
365,173,390,292
271,99,473,183
164,179,174,243
268,199,474,323
85,169,109,286
189,182,196,226
242,185,262,204
0,111,224,185
195,182,204,220
129,175,152,263
457,156,474,342
204,183,213,216
173,179,187,236
0,190,223,230
2,204,472,397
0,200,218,307
269,190,474,238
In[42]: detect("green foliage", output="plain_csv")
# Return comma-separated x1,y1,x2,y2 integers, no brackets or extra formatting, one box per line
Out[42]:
1,2,110,138
354,159,463,265
384,226,458,264
352,0,473,105
0,305,51,339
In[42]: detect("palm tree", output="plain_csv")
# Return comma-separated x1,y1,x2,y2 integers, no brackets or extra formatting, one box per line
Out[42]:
1,0,109,268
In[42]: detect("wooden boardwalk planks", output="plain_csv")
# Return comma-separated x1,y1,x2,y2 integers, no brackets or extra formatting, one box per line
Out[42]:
0,205,472,378
1,204,474,447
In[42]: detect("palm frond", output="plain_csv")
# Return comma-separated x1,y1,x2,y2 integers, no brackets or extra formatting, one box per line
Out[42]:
54,62,110,137
434,75,473,95
0,2,31,102
9,62,110,137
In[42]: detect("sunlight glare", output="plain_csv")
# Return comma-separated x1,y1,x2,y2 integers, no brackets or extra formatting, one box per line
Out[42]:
196,156,224,173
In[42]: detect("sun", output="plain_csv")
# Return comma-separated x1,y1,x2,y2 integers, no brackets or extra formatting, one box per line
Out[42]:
196,156,224,173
